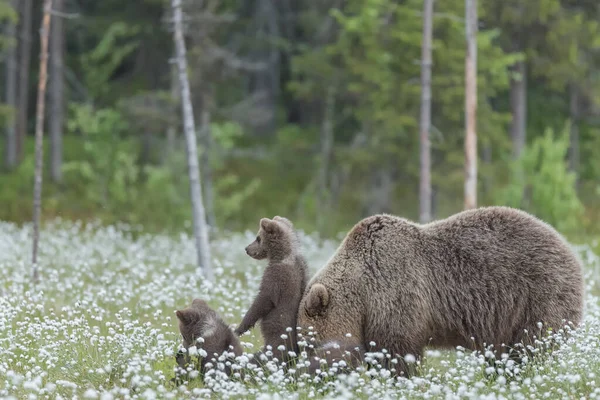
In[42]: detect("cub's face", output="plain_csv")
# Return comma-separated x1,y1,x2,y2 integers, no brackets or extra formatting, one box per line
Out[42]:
245,216,294,260
175,299,215,348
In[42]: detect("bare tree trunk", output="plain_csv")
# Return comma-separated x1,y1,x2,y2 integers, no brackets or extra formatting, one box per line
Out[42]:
464,0,477,210
510,60,527,159
200,91,216,228
165,61,178,161
568,84,580,191
171,0,213,281
317,84,335,230
17,0,33,162
4,0,18,170
482,143,492,197
32,0,53,283
419,0,434,223
49,0,65,183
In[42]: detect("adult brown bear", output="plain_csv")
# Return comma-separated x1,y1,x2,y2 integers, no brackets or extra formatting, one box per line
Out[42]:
297,206,584,376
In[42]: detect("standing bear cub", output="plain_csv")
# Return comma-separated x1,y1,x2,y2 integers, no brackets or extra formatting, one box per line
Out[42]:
235,216,310,360
298,206,584,377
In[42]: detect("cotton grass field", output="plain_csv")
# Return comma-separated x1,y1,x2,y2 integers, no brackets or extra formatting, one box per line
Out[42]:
1,220,600,399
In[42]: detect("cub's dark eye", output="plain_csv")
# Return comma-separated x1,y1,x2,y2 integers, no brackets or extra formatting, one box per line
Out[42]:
256,236,261,243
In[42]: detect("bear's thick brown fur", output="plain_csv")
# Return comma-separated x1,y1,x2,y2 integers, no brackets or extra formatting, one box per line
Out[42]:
298,206,584,376
235,216,310,360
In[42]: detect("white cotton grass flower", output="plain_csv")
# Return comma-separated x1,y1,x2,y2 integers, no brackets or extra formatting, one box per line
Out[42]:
0,220,598,398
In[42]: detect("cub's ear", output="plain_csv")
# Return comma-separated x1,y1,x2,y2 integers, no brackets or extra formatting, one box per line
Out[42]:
305,284,330,317
191,298,208,309
273,216,293,228
176,308,200,325
260,218,278,234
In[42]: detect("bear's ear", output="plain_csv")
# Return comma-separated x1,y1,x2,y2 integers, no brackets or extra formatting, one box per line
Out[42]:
273,216,293,228
191,298,208,309
305,284,330,317
260,218,278,235
176,308,200,325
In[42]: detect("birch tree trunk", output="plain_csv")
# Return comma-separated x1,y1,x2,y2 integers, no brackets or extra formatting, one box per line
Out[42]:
317,84,335,231
3,0,18,170
32,0,53,283
419,0,434,223
50,0,65,183
464,0,478,210
17,0,33,162
200,91,216,228
165,61,178,161
171,0,213,281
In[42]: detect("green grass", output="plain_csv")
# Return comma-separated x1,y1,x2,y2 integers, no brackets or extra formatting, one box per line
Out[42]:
1,220,600,399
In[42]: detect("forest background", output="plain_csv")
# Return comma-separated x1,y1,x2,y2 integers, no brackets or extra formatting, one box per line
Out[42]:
1,0,599,241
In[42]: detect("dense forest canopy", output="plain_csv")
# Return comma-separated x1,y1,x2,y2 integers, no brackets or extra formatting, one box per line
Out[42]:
0,0,598,238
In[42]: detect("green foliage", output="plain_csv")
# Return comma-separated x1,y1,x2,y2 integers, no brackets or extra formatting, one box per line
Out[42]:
0,155,35,217
63,104,133,207
496,122,584,235
0,0,599,238
0,0,17,23
80,22,142,102
61,104,187,228
211,121,245,151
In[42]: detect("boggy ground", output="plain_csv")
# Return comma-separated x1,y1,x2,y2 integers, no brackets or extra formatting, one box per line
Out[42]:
1,220,600,399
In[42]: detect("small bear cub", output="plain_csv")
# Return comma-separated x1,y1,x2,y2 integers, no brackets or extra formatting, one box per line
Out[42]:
235,216,309,359
175,298,242,375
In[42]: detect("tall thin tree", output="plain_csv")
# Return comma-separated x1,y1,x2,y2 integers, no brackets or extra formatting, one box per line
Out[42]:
171,0,214,281
464,0,478,210
3,0,18,170
510,49,527,159
317,83,336,231
199,91,216,228
32,0,53,283
17,0,33,162
49,0,65,183
419,0,434,223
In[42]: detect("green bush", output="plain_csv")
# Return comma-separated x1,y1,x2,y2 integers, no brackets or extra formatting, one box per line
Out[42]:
496,121,584,235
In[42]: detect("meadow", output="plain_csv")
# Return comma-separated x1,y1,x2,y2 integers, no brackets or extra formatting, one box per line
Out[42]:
1,219,600,399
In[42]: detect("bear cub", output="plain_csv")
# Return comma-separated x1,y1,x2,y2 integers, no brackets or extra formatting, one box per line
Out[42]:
175,298,243,376
235,216,310,359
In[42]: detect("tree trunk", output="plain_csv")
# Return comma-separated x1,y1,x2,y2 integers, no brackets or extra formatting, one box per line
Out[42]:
464,0,478,210
317,84,335,230
17,0,33,162
49,0,65,183
568,84,580,191
510,60,527,159
419,0,434,223
200,91,216,228
32,0,53,283
165,60,178,161
482,143,492,197
171,0,213,281
3,0,18,170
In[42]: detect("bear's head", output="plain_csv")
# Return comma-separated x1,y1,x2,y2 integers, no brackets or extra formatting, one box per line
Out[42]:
245,216,298,261
297,283,363,350
174,299,242,377
175,298,219,349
